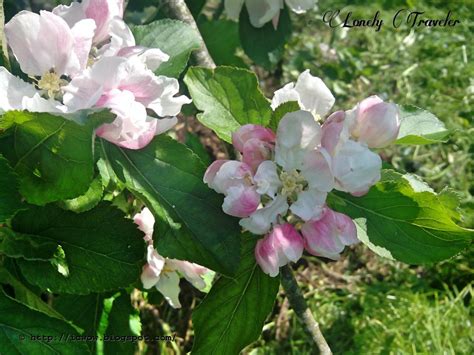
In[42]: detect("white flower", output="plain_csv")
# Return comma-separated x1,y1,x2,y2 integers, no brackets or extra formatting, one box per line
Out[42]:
134,208,210,309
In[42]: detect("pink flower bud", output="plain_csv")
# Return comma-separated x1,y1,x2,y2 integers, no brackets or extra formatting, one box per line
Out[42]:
232,124,275,153
203,160,253,195
301,208,358,260
255,223,304,277
350,96,400,148
222,185,260,218
242,138,273,172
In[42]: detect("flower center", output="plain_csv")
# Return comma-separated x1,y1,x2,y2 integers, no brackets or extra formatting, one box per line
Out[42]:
280,169,305,196
37,72,66,99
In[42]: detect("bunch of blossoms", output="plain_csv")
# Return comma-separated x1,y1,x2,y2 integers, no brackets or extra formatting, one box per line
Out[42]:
134,208,210,308
225,0,317,28
204,70,400,277
1,0,190,149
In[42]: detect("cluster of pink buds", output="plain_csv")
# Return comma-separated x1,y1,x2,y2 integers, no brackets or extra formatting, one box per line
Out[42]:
204,71,400,276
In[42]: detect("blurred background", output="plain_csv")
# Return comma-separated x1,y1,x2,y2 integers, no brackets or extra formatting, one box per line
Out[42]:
4,0,473,353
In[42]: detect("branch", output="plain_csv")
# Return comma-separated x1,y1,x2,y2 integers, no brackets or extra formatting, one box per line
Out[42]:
165,0,216,69
281,265,332,355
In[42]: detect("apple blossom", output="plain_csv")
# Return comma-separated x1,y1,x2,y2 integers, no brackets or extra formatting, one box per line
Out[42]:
61,44,190,149
134,208,209,309
225,0,317,28
204,72,403,276
5,10,96,100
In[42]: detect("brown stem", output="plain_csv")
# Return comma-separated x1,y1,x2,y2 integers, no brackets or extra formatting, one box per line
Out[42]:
164,0,216,69
281,265,332,355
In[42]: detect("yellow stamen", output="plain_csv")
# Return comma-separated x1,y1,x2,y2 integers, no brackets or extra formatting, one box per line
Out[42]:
280,169,305,196
37,72,66,99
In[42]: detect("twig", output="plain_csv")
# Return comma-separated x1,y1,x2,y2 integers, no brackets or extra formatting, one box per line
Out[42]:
281,265,332,355
164,0,216,69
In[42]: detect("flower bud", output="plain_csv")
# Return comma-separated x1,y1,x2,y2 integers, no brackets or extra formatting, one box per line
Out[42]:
255,223,304,277
301,208,358,260
203,160,253,195
222,185,260,218
350,95,400,148
232,124,275,153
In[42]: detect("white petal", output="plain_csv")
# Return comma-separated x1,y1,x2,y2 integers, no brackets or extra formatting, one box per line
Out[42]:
290,189,327,221
52,2,86,27
99,17,135,57
147,76,191,117
239,195,289,235
245,0,282,28
270,82,299,110
22,94,66,113
294,70,335,116
118,46,169,71
0,67,38,113
167,259,208,290
254,160,282,198
70,19,96,75
302,148,334,192
275,110,321,170
5,10,76,76
225,0,245,21
156,271,182,308
285,0,316,14
332,140,382,195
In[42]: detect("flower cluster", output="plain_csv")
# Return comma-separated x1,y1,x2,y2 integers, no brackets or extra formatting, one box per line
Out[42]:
1,0,190,149
225,0,317,28
204,70,400,277
134,208,210,308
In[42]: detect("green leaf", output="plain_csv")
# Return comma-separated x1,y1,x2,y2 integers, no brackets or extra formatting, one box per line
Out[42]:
103,292,140,354
0,290,89,354
192,236,280,354
4,111,107,205
11,203,145,294
199,19,246,67
239,6,291,69
185,132,211,165
58,177,104,213
0,269,82,333
0,228,59,261
132,19,201,78
54,293,106,352
184,66,272,142
270,101,301,131
0,154,23,222
328,170,473,264
99,137,241,276
396,105,450,145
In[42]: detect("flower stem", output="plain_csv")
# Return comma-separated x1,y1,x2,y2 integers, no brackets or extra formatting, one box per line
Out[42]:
165,0,216,69
280,265,332,354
